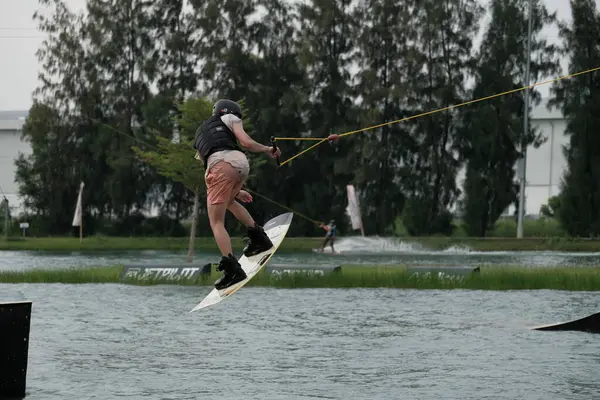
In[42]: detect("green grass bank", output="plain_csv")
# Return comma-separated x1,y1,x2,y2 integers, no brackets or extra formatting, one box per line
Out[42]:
2,264,600,291
2,216,599,252
0,236,321,252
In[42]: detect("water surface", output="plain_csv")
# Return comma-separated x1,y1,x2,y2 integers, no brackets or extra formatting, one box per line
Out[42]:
4,235,600,271
1,284,599,399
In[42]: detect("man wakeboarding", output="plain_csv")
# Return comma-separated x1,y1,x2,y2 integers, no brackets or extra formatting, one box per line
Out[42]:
319,219,337,253
194,99,281,290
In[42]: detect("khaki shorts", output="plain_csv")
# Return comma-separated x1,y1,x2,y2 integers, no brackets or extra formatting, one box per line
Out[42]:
205,161,245,205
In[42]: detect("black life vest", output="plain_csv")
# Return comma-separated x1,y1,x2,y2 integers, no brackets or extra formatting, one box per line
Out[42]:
194,114,242,165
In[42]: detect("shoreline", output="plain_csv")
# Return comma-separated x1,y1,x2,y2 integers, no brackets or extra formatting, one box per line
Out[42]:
2,236,600,252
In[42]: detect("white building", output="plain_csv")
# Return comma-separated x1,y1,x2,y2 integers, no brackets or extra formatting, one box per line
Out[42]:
450,98,567,217
517,98,568,215
0,102,569,218
0,110,29,215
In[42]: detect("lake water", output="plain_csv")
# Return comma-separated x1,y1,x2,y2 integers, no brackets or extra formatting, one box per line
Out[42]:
3,235,600,271
1,237,600,399
0,284,598,400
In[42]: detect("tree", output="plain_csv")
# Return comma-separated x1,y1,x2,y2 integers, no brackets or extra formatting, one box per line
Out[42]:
294,0,359,235
540,195,561,218
14,0,95,234
352,0,420,234
15,104,83,233
133,97,210,261
1,198,10,238
460,0,560,236
85,0,160,219
148,0,201,221
550,0,600,236
402,0,484,236
190,0,258,99
233,0,312,233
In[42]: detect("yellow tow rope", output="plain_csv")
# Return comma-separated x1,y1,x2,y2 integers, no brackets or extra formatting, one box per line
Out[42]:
272,66,600,167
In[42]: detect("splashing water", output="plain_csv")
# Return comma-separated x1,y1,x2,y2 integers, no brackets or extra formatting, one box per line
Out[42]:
323,236,446,254
321,236,600,258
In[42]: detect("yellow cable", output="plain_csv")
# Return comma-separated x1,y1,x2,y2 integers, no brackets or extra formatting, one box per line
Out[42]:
246,189,324,226
273,137,324,141
279,139,330,166
278,65,600,166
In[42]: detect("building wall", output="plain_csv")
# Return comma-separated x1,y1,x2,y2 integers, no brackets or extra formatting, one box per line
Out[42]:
517,118,569,215
0,128,31,214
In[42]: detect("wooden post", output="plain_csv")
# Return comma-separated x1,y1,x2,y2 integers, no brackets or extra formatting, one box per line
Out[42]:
0,301,32,399
187,186,200,263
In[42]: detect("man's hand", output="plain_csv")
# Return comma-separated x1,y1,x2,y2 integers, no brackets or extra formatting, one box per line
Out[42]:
267,146,281,159
236,190,253,203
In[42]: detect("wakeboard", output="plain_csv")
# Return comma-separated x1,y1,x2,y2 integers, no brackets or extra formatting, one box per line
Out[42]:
190,212,294,312
312,248,341,255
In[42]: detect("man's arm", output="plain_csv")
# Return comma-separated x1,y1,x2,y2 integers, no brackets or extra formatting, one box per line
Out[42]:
231,120,275,154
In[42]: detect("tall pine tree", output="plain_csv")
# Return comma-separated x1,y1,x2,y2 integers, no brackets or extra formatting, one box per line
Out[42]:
85,0,159,220
237,0,312,232
147,0,200,221
352,0,420,234
402,0,483,235
551,0,600,236
190,0,258,99
15,0,93,233
460,0,559,236
295,0,358,234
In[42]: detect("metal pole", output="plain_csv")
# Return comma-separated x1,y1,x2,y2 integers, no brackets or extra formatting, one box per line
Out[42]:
517,0,533,239
548,121,555,199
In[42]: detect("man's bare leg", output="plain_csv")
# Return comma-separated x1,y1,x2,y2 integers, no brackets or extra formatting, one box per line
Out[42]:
207,202,233,256
227,200,256,228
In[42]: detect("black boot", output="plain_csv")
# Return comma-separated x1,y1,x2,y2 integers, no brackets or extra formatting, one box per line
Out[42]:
214,254,247,290
242,224,274,257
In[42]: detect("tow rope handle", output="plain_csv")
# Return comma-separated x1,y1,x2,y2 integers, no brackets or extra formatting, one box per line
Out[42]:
270,136,280,167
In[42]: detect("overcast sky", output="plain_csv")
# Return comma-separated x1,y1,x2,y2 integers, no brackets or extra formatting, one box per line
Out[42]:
0,0,591,111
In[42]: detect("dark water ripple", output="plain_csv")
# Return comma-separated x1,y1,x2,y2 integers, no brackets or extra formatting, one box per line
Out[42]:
0,284,598,399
